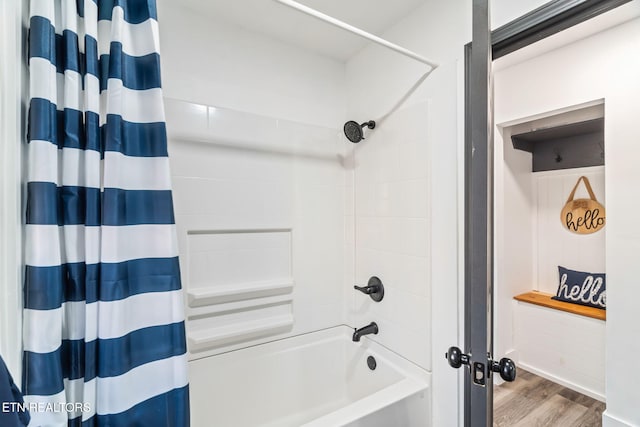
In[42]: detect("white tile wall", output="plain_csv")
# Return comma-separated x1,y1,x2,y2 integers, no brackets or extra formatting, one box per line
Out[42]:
166,99,346,358
187,230,292,289
349,101,433,370
345,49,460,417
166,98,438,369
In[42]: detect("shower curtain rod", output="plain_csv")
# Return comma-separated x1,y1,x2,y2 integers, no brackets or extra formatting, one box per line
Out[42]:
272,0,439,69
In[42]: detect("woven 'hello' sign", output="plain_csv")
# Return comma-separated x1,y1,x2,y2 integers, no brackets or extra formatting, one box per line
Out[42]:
560,176,605,234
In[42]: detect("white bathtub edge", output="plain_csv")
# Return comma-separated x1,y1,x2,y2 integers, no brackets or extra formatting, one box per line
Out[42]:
300,377,428,427
189,325,432,426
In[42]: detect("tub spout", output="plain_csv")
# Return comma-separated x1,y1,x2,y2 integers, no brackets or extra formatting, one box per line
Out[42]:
352,322,378,342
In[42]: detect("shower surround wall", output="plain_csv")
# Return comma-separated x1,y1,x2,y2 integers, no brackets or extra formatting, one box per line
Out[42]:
165,101,348,357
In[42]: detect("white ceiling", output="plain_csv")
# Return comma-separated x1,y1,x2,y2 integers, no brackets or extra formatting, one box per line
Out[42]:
176,0,640,64
177,0,427,62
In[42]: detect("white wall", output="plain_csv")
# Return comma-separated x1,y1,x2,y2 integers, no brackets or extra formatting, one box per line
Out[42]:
494,17,640,427
494,125,535,367
345,2,470,426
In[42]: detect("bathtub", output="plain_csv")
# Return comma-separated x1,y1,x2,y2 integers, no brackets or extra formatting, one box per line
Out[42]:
189,326,431,426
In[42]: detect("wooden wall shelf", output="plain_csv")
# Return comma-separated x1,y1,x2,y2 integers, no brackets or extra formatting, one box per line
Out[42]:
514,291,606,321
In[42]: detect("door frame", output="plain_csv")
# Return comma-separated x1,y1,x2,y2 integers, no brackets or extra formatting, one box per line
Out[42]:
464,0,631,425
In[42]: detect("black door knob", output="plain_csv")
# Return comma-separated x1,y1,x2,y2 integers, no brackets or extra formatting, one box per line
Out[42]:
492,357,516,382
446,346,470,369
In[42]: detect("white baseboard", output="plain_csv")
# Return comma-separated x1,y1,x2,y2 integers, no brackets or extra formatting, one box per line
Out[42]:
518,361,605,402
602,410,634,427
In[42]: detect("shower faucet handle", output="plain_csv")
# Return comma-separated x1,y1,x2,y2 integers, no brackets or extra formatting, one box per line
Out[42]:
354,276,384,302
353,285,376,294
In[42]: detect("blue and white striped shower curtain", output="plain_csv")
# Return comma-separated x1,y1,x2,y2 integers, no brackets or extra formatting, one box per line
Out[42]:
24,1,189,425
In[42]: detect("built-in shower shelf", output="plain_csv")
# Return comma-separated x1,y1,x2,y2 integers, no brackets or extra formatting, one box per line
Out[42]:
188,314,294,352
187,294,294,318
187,279,294,307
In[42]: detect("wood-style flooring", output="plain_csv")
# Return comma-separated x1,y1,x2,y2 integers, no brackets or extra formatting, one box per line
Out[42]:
493,369,605,427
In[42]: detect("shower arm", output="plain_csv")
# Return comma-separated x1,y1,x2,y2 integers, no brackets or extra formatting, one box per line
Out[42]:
271,0,439,69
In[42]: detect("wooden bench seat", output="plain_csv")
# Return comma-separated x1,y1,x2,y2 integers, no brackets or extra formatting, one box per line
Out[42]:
514,291,606,321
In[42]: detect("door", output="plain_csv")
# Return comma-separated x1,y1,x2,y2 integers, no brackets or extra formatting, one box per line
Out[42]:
448,0,630,426
463,0,497,425
448,2,515,426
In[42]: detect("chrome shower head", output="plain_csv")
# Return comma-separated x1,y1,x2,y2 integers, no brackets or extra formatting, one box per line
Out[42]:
343,120,375,143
